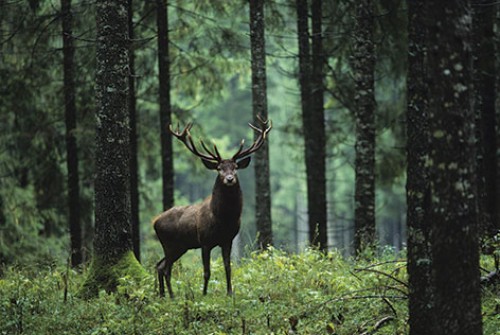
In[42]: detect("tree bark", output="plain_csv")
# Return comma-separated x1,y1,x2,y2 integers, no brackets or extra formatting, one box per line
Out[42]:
406,1,433,334
310,0,327,251
426,1,483,333
473,0,498,240
156,0,174,211
80,0,144,297
353,0,376,254
61,0,82,267
249,0,273,249
0,195,5,271
296,0,327,250
128,0,140,262
497,6,500,235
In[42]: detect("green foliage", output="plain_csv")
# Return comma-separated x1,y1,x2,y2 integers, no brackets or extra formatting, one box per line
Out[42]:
1,249,498,334
79,251,148,299
0,181,69,269
482,289,500,335
481,252,500,335
0,0,96,266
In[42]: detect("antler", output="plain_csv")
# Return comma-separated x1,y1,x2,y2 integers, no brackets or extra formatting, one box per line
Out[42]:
232,115,272,161
168,123,221,162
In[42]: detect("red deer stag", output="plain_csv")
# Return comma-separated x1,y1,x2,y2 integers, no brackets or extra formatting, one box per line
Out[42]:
154,117,272,298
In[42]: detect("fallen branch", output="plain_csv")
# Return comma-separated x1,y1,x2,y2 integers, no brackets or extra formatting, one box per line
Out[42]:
355,267,408,288
481,270,499,287
360,316,395,335
300,294,406,319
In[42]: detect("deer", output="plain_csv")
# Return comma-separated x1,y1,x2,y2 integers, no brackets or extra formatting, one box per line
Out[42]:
154,117,272,298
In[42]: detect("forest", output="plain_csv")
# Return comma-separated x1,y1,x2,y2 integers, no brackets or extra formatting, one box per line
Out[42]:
0,0,499,334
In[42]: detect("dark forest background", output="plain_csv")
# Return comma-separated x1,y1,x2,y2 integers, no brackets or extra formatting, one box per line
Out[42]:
0,1,499,334
0,0,414,264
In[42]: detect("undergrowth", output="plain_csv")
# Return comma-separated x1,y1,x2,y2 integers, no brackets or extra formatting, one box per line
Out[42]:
1,248,499,334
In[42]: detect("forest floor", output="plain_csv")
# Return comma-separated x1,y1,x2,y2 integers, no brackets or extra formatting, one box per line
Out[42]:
1,248,499,335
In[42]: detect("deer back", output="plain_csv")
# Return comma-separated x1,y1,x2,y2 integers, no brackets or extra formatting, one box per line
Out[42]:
154,202,205,249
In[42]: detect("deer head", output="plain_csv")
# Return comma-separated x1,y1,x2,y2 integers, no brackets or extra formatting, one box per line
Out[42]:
168,116,272,186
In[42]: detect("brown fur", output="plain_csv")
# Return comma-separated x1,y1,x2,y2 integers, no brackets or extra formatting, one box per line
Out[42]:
154,159,248,298
156,119,271,298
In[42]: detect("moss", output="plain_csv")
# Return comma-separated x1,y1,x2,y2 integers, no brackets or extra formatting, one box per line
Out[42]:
78,250,148,298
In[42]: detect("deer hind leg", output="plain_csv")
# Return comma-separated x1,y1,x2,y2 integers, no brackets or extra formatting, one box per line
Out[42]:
161,247,187,299
221,243,233,295
165,262,174,299
156,258,167,297
202,247,212,295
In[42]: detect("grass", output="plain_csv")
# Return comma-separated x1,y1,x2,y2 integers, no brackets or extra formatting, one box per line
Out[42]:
0,247,499,335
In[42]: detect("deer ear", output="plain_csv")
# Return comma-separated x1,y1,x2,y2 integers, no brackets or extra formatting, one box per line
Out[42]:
201,159,219,170
236,156,251,169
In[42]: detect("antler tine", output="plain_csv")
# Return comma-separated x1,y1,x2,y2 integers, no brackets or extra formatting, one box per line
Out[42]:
168,123,178,136
256,113,269,125
200,139,221,161
168,122,192,137
263,119,272,139
168,123,220,162
212,142,222,160
232,139,245,159
248,122,261,133
232,117,272,160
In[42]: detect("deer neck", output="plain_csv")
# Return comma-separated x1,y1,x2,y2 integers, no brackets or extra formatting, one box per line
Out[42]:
210,176,242,223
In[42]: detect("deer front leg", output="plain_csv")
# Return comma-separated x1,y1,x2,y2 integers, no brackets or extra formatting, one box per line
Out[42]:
221,243,233,295
202,247,211,295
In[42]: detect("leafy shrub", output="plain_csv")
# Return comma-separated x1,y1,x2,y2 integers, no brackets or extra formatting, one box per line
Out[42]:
0,184,69,272
0,248,498,334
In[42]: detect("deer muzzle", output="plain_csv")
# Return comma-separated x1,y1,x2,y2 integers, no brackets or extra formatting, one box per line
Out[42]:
223,174,237,186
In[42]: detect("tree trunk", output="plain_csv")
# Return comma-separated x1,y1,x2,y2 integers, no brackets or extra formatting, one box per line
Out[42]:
426,1,483,333
406,1,433,334
157,0,174,211
61,0,82,267
473,0,498,241
497,6,500,235
80,0,144,298
128,0,140,262
249,0,273,249
0,195,5,271
296,0,327,250
310,0,327,251
353,0,376,254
